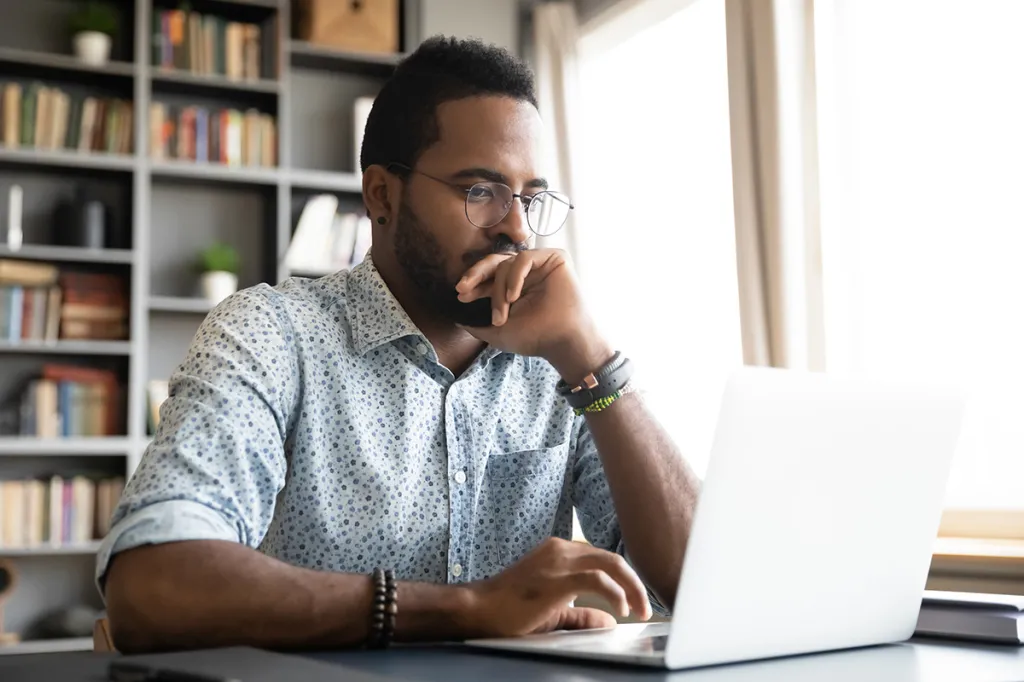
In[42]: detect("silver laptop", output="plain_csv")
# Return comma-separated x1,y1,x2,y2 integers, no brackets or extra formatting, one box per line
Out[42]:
466,366,967,670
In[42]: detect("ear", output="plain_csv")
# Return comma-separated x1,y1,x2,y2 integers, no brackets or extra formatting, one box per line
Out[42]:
362,165,397,224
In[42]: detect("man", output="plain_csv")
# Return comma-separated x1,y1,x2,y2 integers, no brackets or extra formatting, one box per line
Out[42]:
100,36,700,653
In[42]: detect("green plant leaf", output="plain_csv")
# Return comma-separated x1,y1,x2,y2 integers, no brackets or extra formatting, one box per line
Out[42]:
198,242,241,274
69,1,119,37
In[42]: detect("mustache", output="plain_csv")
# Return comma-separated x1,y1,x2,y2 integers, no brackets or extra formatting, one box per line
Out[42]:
462,235,529,266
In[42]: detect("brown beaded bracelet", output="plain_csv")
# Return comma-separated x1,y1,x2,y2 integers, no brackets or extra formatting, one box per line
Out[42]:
368,568,397,649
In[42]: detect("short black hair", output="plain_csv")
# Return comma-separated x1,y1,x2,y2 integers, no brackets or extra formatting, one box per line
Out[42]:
359,35,538,174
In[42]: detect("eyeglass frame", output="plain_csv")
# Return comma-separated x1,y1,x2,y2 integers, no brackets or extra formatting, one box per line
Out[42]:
386,162,574,237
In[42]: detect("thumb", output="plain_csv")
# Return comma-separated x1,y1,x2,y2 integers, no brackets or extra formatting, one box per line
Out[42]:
457,323,500,344
552,606,618,631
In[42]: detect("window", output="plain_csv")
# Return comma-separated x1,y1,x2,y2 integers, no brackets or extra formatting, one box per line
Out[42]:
576,0,742,478
814,0,1024,511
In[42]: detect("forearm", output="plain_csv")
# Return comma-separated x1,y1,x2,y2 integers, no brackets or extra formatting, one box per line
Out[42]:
104,539,475,653
581,392,700,608
550,337,701,607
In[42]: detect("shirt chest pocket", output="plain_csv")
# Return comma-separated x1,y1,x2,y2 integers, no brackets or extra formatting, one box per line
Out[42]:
484,443,570,480
481,443,571,567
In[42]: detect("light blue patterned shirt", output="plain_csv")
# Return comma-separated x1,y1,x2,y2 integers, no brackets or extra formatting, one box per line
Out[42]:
96,257,658,608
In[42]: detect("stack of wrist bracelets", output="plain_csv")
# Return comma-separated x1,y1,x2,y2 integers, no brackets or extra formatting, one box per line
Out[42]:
556,351,636,416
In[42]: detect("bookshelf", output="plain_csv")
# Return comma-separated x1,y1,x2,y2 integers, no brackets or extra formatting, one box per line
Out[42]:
0,541,103,557
0,0,521,655
0,0,409,655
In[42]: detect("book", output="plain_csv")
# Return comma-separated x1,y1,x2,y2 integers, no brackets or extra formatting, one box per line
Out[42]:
152,9,262,81
0,81,132,155
0,475,124,548
916,590,1024,644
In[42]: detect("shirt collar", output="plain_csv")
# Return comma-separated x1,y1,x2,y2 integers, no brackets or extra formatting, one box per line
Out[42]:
340,255,517,366
343,256,423,356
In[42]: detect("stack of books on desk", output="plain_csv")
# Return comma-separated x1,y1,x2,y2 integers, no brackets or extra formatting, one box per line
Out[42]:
916,590,1024,644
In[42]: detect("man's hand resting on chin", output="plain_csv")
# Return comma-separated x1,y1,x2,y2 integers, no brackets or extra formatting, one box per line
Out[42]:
455,249,614,384
465,538,652,637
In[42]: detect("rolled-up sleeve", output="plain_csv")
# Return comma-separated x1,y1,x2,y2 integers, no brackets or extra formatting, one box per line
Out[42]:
570,418,672,616
95,286,300,595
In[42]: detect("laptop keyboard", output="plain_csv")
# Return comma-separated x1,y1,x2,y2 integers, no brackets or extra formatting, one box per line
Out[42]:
617,634,668,654
548,624,671,654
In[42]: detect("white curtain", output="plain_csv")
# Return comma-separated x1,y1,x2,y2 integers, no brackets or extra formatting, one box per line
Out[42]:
723,0,826,370
531,2,582,260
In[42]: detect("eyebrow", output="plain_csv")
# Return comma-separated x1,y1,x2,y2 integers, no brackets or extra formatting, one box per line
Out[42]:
450,167,549,190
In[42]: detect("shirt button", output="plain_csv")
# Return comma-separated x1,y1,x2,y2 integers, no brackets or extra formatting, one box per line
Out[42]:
454,470,466,484
416,343,428,356
452,563,463,578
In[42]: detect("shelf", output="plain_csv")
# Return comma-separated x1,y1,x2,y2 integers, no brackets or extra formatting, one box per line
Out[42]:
288,40,403,76
0,147,136,173
0,437,131,456
149,296,214,314
155,0,282,11
0,46,134,78
0,245,134,264
0,339,132,356
0,636,93,656
150,159,280,186
288,168,362,193
286,268,334,279
151,67,281,95
0,541,102,557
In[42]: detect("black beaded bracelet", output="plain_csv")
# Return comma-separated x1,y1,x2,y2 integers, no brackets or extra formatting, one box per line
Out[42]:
368,568,397,649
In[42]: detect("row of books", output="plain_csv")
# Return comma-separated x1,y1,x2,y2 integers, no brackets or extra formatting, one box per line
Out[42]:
0,260,129,342
18,364,124,438
0,82,133,155
153,10,266,81
0,475,124,548
285,196,372,276
0,286,60,343
149,102,276,167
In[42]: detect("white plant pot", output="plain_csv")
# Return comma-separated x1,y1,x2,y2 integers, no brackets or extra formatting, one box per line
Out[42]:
73,31,112,66
201,271,238,305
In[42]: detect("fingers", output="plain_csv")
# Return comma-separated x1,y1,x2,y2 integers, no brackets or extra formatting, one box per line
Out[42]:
506,253,535,304
456,253,539,326
456,253,515,294
574,551,652,621
492,260,511,326
558,569,630,619
553,606,617,631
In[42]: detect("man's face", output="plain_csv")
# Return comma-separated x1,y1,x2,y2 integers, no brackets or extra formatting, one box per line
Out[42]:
392,96,545,327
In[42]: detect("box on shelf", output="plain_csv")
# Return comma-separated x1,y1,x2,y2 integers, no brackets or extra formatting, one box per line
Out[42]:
293,0,400,54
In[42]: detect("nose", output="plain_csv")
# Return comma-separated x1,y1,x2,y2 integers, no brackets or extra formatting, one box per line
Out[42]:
486,197,531,247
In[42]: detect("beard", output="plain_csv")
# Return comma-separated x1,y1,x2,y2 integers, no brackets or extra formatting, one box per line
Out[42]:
393,200,525,328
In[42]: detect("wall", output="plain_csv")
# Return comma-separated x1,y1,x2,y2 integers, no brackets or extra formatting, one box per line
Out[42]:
575,0,624,24
420,0,520,53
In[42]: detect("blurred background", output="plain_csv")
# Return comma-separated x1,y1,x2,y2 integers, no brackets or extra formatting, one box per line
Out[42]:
0,0,1020,654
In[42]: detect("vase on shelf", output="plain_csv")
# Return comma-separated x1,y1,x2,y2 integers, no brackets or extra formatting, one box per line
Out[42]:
200,271,237,305
69,1,118,66
196,242,240,305
72,31,111,66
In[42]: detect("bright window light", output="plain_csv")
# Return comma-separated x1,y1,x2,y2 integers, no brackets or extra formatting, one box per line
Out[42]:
577,0,742,478
815,0,1024,509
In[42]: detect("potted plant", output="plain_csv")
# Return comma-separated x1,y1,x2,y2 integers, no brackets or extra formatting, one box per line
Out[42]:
197,242,240,304
69,1,118,66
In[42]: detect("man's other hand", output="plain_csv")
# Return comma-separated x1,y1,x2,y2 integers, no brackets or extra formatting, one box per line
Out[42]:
463,537,653,637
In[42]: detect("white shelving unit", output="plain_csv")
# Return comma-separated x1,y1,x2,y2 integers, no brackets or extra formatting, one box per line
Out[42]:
0,636,92,656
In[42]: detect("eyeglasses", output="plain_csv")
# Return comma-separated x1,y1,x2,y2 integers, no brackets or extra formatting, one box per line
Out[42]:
388,162,574,237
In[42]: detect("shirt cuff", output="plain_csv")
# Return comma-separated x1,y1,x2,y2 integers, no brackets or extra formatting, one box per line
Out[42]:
95,499,240,599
